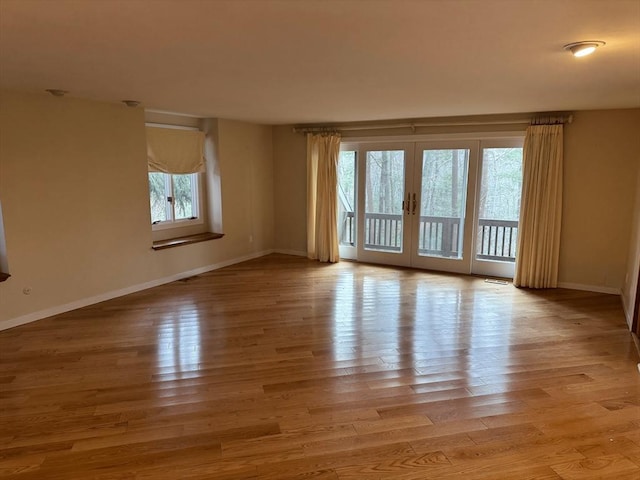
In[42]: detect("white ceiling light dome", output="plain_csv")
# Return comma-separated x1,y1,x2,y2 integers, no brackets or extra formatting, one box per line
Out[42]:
564,41,606,57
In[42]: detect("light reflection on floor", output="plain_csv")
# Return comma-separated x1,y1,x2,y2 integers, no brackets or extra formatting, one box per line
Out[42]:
332,270,357,361
330,269,404,362
156,302,202,377
328,265,517,394
152,264,516,395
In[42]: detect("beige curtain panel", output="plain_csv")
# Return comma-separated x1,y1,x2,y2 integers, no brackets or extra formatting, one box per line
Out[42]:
146,126,206,174
514,124,564,288
307,133,341,263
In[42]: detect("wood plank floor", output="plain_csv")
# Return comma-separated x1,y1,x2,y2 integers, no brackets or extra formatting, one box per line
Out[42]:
1,253,639,479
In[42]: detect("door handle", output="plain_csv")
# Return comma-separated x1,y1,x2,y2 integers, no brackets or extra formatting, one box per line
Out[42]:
412,193,417,215
404,192,410,215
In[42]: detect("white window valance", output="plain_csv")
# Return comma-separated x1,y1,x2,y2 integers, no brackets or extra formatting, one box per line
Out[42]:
146,126,206,174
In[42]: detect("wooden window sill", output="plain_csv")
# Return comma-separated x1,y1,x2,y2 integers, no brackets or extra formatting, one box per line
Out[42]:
152,232,224,251
0,272,10,283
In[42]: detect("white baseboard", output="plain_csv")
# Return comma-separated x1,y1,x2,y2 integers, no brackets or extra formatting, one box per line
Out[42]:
557,282,621,296
622,291,634,330
0,249,274,332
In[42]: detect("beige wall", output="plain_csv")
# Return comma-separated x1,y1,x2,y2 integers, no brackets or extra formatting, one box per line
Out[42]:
217,119,274,257
560,109,640,291
0,90,274,329
272,109,640,294
273,126,307,254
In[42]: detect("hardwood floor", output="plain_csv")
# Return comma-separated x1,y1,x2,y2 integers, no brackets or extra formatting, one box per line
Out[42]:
1,253,639,479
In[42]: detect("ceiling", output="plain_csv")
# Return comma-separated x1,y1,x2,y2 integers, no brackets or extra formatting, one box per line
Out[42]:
1,0,639,125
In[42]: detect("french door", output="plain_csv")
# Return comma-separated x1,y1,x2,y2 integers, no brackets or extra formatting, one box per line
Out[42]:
357,143,414,267
337,138,523,278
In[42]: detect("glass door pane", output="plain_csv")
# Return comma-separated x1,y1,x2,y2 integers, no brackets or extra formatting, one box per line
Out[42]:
364,150,406,253
417,149,469,259
473,147,523,277
337,150,356,247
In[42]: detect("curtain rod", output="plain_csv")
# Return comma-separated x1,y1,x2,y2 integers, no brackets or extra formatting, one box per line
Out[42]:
293,114,573,134
145,122,201,131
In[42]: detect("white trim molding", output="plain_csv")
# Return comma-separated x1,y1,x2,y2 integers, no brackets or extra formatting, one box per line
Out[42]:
622,292,635,329
557,282,621,296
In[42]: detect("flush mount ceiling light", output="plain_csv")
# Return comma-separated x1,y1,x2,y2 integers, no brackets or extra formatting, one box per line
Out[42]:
563,40,606,57
122,100,141,107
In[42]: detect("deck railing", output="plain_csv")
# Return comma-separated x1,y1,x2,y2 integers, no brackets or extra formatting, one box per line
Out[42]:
339,212,518,262
339,211,356,246
476,218,518,262
418,216,461,257
364,213,403,252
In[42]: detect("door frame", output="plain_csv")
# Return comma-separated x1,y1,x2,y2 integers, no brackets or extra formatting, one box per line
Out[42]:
338,132,526,275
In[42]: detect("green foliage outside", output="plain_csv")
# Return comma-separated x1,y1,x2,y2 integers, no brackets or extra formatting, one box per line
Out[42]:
366,150,404,215
337,148,522,221
149,173,167,223
172,174,194,219
479,148,522,221
421,149,468,218
148,173,195,223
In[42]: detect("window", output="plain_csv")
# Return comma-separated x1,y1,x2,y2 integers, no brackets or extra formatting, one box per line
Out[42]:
475,147,523,264
337,150,356,248
149,172,200,228
145,125,207,235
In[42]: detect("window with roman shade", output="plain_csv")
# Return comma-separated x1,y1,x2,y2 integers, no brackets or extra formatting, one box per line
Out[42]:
146,126,206,231
146,126,206,174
